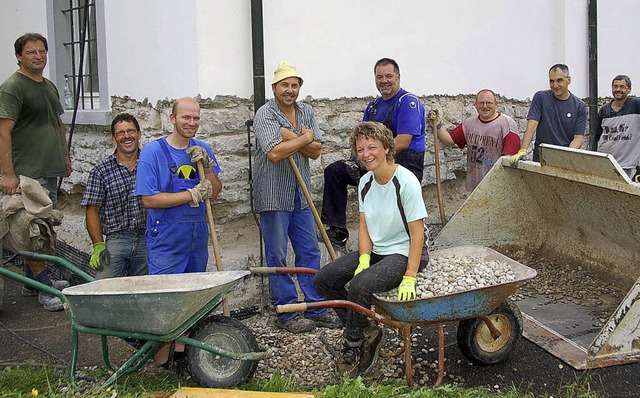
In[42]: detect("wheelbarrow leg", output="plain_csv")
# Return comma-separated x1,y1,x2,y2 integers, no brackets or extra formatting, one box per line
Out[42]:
435,322,445,386
68,328,80,388
402,325,413,387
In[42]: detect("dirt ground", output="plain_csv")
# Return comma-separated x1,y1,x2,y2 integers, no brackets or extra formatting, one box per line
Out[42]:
1,178,639,397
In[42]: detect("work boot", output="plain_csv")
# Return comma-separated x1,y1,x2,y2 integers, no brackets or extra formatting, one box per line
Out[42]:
277,315,316,333
307,310,343,328
22,280,70,297
325,226,348,248
335,338,363,377
358,324,386,375
38,292,64,311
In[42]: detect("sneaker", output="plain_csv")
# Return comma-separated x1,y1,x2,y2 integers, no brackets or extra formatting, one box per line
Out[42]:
335,338,362,377
277,315,316,333
358,324,386,375
307,311,343,328
22,280,70,297
38,292,64,311
325,226,348,248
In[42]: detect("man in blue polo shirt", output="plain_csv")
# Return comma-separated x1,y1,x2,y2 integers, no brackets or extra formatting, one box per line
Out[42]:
320,58,426,247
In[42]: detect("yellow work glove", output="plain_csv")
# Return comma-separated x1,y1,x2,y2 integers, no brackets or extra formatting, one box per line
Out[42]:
397,276,417,301
428,109,443,130
186,145,217,168
89,242,109,271
354,253,370,276
509,149,527,165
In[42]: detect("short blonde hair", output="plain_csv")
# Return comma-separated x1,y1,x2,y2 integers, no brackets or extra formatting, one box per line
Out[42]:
350,121,395,162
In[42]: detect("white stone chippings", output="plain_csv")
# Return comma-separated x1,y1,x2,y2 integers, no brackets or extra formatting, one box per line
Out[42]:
380,255,516,300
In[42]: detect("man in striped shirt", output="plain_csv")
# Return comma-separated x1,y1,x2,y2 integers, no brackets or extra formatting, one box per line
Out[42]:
253,62,341,333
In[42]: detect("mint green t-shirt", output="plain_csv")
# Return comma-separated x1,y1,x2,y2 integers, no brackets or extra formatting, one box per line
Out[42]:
0,72,66,179
358,165,428,256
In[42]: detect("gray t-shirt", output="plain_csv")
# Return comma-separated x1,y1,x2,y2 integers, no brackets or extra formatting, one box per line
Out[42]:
527,90,587,161
595,96,640,170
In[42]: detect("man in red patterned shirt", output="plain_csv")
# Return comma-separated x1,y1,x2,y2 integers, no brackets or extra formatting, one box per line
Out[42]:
432,89,520,191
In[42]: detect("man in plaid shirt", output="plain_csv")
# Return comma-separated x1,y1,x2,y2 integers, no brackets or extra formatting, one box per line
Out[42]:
81,113,147,279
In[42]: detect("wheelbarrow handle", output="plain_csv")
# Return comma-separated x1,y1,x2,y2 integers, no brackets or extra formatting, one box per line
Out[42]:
18,250,95,282
277,299,403,329
250,267,318,275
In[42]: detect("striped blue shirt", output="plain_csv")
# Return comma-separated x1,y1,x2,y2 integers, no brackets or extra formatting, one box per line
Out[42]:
81,153,146,235
253,99,323,212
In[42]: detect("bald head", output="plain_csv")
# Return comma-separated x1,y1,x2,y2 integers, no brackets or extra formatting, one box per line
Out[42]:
171,97,199,115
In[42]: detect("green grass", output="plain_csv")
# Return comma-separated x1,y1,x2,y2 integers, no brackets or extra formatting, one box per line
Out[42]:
0,365,605,398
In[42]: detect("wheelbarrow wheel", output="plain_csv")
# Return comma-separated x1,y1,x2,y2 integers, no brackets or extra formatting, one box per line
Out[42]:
456,298,523,365
186,315,259,388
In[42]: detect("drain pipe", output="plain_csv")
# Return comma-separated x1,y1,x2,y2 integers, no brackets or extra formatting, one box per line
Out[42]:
250,0,266,113
588,0,598,150
249,0,267,314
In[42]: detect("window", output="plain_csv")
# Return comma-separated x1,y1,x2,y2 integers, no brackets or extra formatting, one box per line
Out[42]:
47,0,110,125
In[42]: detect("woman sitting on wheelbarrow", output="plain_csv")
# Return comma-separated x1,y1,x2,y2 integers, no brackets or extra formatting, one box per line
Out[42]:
314,121,429,377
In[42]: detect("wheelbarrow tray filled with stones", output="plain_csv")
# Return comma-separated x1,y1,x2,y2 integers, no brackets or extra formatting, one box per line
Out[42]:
373,245,536,323
433,144,640,370
62,271,248,335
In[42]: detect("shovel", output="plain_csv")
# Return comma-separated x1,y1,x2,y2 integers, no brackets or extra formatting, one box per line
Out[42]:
430,116,447,226
288,157,337,261
196,161,230,316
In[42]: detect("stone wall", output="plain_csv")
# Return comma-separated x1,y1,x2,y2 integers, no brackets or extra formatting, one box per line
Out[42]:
63,93,539,221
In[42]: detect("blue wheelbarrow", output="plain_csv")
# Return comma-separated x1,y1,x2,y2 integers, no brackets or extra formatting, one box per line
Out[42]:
0,251,263,389
262,245,537,386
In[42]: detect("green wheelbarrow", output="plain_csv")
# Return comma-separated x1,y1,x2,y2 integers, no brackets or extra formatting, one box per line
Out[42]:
0,251,263,389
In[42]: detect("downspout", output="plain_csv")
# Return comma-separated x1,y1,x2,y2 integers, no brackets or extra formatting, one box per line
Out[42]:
588,0,598,150
248,0,266,287
250,0,265,114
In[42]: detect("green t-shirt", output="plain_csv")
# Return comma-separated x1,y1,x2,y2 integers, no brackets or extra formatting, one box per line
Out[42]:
0,72,66,178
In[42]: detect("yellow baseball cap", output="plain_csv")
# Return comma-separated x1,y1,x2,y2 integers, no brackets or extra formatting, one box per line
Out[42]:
271,62,303,86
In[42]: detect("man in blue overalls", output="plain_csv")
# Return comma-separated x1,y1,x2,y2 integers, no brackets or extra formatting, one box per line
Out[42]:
135,96,221,366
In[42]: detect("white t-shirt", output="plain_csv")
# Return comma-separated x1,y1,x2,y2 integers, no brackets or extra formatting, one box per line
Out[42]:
358,165,428,256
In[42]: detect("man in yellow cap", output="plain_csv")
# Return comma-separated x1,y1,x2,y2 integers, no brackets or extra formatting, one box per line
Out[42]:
253,62,341,333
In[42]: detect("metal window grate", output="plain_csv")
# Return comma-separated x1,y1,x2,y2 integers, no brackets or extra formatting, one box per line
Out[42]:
61,0,99,110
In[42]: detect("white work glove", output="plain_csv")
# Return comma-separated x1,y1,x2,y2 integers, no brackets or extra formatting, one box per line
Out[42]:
187,179,213,207
186,145,217,168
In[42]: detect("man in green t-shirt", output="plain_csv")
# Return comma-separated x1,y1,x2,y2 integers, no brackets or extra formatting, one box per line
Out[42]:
0,33,71,311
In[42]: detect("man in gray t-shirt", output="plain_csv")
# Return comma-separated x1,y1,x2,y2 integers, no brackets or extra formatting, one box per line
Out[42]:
594,75,640,177
511,64,587,163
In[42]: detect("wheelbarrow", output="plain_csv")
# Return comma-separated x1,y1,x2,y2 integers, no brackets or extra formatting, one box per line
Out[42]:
255,245,536,386
0,251,264,389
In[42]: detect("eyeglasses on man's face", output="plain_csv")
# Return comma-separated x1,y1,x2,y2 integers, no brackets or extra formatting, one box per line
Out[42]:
114,129,139,137
476,101,496,106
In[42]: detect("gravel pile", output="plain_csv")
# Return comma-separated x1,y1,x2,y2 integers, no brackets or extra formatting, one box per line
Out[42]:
244,315,464,388
379,254,516,300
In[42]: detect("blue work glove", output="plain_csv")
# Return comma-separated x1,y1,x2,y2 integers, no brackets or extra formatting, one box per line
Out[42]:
354,253,370,276
90,242,109,271
397,276,417,301
344,154,364,182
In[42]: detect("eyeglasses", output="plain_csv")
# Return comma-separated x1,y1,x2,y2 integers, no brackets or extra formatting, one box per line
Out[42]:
114,129,138,137
476,101,496,106
23,49,47,57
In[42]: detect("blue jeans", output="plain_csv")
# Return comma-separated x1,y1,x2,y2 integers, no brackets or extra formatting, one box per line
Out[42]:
314,251,427,342
260,190,328,322
94,230,148,279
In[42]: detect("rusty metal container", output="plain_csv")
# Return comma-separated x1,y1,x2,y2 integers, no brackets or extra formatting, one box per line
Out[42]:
433,144,640,369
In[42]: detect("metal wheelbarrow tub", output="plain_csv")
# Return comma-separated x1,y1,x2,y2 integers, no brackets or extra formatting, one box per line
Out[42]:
433,144,640,369
374,245,537,323
62,271,250,335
